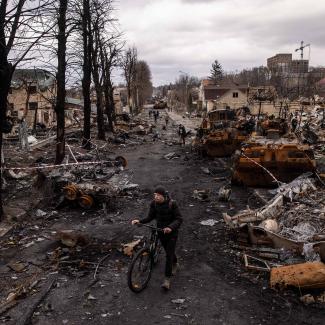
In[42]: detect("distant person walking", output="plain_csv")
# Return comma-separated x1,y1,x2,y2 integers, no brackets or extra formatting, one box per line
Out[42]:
18,118,29,151
178,124,187,146
165,115,169,127
291,117,298,132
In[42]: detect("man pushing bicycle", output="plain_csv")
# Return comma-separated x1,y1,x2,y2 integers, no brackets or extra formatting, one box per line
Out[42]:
132,186,183,290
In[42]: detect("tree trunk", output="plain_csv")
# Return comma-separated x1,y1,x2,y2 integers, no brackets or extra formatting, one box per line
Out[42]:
107,81,115,132
95,87,105,140
91,31,105,140
127,86,132,114
0,61,13,221
0,0,11,219
81,0,92,149
33,104,38,133
55,0,68,164
24,85,31,118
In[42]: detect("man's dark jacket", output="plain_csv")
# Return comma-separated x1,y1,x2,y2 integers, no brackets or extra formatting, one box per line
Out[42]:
140,199,183,232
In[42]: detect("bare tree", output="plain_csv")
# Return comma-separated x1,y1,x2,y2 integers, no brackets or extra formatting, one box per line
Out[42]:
232,66,270,86
134,60,153,109
0,0,55,220
122,47,137,114
90,0,119,139
55,0,68,163
81,0,92,149
91,6,105,140
174,74,199,111
100,40,123,132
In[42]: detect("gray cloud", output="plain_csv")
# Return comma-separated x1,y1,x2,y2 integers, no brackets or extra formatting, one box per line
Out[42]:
116,0,325,85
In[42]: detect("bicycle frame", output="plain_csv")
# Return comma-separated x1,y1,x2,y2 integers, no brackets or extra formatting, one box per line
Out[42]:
137,224,163,257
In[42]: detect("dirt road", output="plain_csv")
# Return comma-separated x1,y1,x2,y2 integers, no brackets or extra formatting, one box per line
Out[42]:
1,111,324,325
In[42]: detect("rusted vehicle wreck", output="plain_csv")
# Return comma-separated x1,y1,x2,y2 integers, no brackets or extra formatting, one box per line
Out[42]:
194,108,254,157
232,136,316,187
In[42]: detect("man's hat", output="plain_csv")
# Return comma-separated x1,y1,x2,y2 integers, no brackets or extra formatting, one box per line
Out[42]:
154,186,166,196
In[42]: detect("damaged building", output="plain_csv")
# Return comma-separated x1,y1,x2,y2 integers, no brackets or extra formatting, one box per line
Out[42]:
8,69,56,128
199,79,249,112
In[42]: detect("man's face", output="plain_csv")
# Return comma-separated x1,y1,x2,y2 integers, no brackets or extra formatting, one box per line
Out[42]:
154,193,165,203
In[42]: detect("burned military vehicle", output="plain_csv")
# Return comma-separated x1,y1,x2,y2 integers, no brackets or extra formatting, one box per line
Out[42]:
194,108,254,157
231,136,316,187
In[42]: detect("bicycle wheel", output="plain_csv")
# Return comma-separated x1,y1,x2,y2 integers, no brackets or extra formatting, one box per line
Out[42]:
127,247,153,293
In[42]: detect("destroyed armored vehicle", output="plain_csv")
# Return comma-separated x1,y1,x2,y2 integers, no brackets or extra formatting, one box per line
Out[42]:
260,117,288,137
153,100,167,109
194,109,254,157
232,137,316,187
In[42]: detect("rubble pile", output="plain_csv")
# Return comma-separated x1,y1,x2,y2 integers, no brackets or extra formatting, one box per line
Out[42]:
277,189,325,242
223,173,325,303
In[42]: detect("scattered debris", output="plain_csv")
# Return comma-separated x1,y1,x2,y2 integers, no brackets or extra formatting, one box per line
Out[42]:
200,167,210,175
218,185,231,201
122,240,141,256
56,230,89,248
35,209,47,217
300,294,315,305
7,262,28,273
171,298,185,304
164,152,180,160
243,254,270,272
193,189,209,201
200,219,219,226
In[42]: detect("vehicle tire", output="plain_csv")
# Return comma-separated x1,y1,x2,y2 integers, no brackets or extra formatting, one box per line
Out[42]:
127,247,153,293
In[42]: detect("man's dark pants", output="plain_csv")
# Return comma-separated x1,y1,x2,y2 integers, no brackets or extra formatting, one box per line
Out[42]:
159,233,178,277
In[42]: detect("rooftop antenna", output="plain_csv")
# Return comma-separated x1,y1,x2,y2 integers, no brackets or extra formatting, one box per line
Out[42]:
295,41,310,60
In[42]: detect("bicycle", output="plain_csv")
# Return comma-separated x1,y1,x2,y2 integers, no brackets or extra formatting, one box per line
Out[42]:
127,223,163,293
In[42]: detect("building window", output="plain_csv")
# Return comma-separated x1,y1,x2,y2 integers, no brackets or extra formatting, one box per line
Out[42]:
29,102,38,110
28,85,37,94
233,92,238,98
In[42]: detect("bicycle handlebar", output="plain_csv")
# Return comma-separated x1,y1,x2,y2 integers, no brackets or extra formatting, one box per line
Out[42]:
136,223,164,232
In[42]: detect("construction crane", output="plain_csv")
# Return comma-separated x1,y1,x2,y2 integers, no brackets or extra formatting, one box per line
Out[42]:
295,41,310,60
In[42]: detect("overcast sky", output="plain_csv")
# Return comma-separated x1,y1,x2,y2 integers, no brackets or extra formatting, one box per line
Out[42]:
115,0,325,86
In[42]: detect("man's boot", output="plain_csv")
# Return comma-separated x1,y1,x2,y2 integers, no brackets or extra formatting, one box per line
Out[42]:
161,278,171,290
